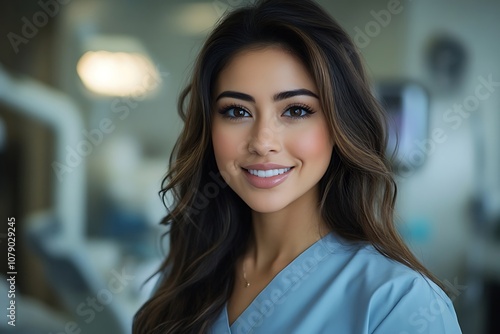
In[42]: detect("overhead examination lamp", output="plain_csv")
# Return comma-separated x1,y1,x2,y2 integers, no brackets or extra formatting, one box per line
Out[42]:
76,35,161,97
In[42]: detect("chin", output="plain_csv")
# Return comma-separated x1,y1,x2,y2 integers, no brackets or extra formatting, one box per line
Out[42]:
241,196,292,214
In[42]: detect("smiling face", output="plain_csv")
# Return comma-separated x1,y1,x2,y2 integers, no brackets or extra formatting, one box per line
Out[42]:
211,46,333,213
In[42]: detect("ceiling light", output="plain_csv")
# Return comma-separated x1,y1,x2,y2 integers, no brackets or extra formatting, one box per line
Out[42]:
76,36,161,97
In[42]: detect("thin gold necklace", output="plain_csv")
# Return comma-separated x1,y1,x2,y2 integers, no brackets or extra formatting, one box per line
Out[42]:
242,257,250,288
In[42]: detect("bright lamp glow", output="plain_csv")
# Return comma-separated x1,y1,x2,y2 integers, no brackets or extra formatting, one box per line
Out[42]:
77,51,160,97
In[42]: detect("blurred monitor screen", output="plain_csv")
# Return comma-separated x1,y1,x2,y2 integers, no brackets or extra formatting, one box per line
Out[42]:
375,82,429,174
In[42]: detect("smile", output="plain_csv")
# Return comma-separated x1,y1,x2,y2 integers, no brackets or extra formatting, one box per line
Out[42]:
242,166,294,189
246,167,292,178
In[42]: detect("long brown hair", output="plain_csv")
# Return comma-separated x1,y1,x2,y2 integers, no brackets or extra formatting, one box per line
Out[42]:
133,0,444,332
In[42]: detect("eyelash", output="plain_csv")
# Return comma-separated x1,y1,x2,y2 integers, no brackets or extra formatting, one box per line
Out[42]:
217,103,315,121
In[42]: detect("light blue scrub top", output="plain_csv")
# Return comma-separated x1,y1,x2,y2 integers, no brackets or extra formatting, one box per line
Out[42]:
208,232,462,334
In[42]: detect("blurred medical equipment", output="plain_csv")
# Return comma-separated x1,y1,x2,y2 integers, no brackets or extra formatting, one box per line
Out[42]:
375,81,429,174
0,64,131,333
0,63,86,243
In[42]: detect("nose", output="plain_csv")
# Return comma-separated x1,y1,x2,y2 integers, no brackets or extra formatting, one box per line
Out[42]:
247,117,282,156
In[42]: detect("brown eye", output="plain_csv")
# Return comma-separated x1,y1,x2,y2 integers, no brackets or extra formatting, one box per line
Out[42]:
219,105,251,119
290,107,303,117
283,105,314,119
234,108,247,117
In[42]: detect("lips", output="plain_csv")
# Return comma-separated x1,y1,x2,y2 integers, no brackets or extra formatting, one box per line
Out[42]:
246,167,292,178
242,163,294,170
241,163,294,189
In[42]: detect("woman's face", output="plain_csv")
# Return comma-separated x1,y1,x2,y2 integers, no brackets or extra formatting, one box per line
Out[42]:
211,46,333,213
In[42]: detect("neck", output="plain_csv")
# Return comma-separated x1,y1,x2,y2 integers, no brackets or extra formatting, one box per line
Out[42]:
246,186,329,273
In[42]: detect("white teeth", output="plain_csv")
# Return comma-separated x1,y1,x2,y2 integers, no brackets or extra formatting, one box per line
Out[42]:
247,168,291,178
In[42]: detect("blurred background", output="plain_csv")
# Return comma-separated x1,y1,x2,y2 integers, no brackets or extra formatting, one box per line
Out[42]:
0,0,499,333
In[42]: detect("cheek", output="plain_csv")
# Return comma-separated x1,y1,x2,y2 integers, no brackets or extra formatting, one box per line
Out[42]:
212,128,230,159
212,123,247,175
291,123,333,165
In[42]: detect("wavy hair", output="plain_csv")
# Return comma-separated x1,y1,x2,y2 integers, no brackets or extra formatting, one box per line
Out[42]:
133,0,444,332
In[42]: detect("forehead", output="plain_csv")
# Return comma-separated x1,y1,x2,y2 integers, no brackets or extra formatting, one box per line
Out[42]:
214,46,317,97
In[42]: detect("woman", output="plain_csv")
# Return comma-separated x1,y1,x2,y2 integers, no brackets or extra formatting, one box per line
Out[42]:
133,0,462,333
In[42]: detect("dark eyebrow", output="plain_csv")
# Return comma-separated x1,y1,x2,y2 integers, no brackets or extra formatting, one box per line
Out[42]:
215,91,255,102
273,89,319,101
215,89,319,103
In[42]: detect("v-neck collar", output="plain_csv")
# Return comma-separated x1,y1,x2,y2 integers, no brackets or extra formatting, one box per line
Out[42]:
220,231,337,334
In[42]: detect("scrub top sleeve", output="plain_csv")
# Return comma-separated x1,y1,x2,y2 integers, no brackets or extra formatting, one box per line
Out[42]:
371,276,462,334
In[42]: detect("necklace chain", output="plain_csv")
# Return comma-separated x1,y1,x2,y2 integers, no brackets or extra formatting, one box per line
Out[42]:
242,258,250,288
